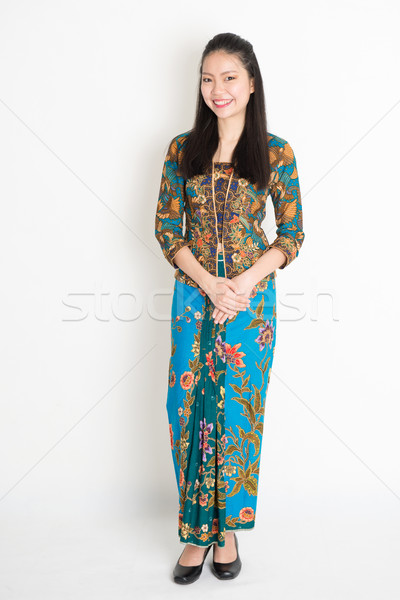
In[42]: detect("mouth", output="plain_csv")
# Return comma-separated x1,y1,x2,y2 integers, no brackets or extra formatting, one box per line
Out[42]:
212,99,233,108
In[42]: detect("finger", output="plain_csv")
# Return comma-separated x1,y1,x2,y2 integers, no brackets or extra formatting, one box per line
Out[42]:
234,292,251,305
217,308,236,319
221,298,248,311
222,287,251,306
213,308,222,321
214,311,222,323
225,282,249,303
219,307,237,318
216,309,233,321
215,308,237,323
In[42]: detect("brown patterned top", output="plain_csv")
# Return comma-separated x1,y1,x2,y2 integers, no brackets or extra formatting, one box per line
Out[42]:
155,130,305,292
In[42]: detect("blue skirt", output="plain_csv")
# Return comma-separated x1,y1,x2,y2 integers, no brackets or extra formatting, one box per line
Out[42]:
166,251,277,547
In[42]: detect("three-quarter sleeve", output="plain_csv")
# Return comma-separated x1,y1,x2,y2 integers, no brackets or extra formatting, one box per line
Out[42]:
155,136,193,269
269,140,305,269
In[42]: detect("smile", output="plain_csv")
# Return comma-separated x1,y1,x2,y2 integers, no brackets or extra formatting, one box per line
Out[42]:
213,99,233,107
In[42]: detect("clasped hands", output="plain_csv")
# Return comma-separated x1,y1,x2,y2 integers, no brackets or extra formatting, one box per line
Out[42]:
203,271,256,324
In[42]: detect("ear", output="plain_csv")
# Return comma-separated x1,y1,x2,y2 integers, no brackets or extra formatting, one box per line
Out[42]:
250,77,255,94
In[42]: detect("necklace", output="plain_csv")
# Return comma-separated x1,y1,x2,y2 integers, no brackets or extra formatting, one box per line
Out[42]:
211,160,234,276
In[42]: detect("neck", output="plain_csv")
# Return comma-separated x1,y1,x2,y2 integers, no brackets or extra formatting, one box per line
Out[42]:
217,112,245,143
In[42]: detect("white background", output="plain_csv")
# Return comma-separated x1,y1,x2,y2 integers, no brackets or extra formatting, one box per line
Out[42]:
1,0,399,598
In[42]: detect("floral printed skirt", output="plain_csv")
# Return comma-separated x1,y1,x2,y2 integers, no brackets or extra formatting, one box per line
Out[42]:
166,251,277,547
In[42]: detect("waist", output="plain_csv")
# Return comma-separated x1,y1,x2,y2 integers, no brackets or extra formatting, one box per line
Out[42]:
174,249,276,290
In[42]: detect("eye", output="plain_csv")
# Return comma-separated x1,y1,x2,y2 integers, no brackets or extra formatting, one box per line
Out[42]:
202,76,235,83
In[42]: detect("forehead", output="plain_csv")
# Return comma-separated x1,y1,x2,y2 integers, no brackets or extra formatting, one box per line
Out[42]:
201,51,242,75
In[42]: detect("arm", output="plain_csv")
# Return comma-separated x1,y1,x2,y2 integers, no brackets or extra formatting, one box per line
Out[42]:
154,136,214,290
268,139,305,268
155,136,193,269
173,245,214,290
238,139,305,287
237,247,287,288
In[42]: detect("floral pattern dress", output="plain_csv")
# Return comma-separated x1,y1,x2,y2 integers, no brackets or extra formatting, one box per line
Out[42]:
156,131,305,548
166,162,279,548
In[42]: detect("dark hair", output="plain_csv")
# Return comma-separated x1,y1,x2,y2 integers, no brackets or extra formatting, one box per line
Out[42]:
179,32,271,192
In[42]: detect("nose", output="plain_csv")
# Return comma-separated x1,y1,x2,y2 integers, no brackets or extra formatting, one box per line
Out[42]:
212,80,226,95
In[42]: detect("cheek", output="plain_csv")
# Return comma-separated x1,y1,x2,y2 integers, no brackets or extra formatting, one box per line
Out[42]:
201,86,210,101
232,85,248,101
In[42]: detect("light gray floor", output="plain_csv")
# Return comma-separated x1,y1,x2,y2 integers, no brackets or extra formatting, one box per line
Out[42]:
1,497,399,599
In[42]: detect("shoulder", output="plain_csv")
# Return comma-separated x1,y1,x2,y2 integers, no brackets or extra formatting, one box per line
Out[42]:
174,130,191,148
167,130,191,153
267,131,295,168
163,130,191,165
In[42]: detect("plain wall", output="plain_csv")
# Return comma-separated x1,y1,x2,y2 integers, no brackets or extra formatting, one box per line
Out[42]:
1,1,399,598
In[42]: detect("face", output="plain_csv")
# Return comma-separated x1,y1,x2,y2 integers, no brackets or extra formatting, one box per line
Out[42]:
201,51,254,121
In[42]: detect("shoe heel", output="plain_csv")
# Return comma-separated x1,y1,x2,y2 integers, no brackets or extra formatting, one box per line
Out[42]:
173,544,212,584
211,533,242,580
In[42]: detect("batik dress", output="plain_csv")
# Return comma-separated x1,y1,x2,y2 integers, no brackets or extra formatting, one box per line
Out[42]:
167,163,277,548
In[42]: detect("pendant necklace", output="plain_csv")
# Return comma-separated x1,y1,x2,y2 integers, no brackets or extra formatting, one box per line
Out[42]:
211,158,234,276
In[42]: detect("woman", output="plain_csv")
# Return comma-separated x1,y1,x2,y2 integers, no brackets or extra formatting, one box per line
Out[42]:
155,32,305,584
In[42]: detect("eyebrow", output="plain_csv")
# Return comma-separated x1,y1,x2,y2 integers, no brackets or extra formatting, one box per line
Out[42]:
201,70,239,75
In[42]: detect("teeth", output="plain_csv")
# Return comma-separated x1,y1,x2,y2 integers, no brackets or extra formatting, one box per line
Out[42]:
214,100,231,105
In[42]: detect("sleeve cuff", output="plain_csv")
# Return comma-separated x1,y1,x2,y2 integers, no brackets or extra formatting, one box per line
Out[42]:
167,240,193,269
269,239,296,270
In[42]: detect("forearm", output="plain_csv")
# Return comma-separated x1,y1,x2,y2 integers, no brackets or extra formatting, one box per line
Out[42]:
240,247,287,287
172,246,214,291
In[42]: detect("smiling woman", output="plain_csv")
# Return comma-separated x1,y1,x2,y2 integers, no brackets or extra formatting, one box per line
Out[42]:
155,32,305,584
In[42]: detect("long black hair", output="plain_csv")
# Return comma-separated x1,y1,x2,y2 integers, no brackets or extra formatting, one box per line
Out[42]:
178,32,271,192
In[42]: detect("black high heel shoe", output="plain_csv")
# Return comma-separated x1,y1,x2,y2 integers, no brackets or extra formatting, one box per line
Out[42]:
211,532,242,579
173,543,212,584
